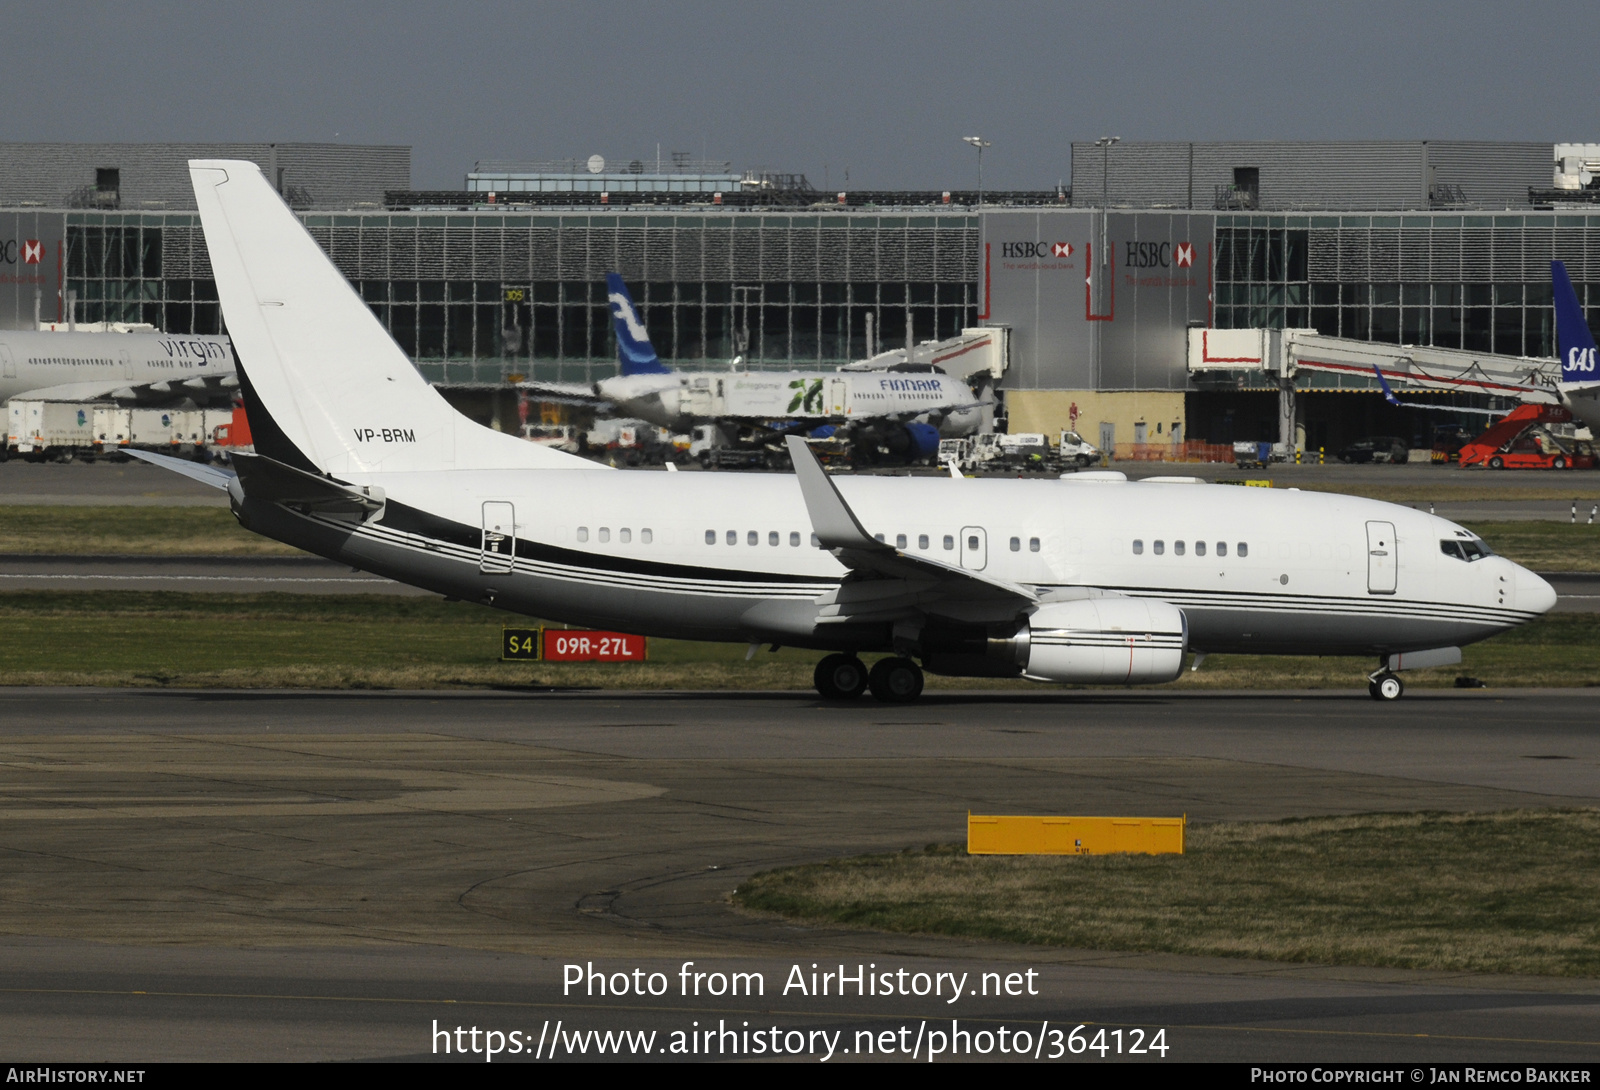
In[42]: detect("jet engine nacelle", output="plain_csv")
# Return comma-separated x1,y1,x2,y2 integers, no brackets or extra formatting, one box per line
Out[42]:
994,597,1188,685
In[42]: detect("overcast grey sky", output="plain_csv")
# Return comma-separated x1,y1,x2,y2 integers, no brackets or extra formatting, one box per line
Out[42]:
8,1,1598,191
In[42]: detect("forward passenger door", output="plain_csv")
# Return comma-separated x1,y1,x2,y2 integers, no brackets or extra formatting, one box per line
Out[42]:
1366,521,1396,594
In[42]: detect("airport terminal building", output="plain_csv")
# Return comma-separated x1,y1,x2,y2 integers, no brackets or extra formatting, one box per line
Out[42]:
0,140,1593,450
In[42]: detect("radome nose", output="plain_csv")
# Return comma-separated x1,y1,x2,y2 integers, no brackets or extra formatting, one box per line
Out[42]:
1516,566,1558,615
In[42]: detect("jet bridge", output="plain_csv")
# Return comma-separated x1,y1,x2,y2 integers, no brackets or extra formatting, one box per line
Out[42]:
838,326,1009,385
1188,327,1561,450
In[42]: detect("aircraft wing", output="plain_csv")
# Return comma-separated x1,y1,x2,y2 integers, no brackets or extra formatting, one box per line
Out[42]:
784,435,1036,624
514,380,611,410
12,377,234,402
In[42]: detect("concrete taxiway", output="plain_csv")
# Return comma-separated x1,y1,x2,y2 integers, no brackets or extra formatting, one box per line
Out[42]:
0,687,1596,1062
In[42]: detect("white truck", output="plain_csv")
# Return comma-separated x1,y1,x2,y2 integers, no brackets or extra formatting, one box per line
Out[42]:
1057,430,1102,467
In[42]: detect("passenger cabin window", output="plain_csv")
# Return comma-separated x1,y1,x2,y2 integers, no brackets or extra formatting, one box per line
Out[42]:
874,533,885,543
598,528,610,543
726,530,737,545
1133,539,1144,555
943,535,955,551
1009,536,1020,552
1217,542,1227,556
747,531,758,546
769,531,779,546
619,528,631,544
705,529,716,545
1195,541,1206,556
1029,537,1040,552
1153,540,1165,555
641,529,652,544
577,527,589,542
790,531,800,547
1174,540,1185,556
1238,542,1249,557
896,533,907,549
918,534,929,550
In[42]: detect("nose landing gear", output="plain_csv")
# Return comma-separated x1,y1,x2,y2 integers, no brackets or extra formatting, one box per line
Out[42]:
1367,670,1404,701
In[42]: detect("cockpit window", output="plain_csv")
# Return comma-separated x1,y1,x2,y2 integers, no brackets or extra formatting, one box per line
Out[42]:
1441,538,1494,562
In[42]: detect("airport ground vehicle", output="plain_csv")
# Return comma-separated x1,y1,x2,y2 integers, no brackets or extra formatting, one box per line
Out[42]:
1057,430,1101,467
7,399,229,461
138,159,1558,706
1337,436,1410,464
1458,403,1594,469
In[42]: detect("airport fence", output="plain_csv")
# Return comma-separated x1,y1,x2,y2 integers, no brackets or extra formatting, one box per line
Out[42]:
1111,442,1235,463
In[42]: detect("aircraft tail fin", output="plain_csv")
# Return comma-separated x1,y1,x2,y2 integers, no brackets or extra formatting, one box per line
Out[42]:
1373,366,1402,406
187,160,592,477
605,273,670,376
1553,260,1598,383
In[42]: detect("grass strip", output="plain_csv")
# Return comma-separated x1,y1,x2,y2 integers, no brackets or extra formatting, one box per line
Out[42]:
733,810,1600,977
0,505,294,555
0,592,1589,690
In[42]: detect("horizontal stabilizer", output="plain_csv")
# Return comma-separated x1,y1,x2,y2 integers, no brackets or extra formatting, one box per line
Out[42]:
231,451,384,521
125,449,236,491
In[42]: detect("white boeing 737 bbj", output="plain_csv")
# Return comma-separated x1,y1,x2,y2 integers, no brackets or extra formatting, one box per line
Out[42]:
136,160,1556,703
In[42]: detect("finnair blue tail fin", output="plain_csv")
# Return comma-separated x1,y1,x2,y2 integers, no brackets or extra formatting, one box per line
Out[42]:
605,273,670,376
1553,261,1598,382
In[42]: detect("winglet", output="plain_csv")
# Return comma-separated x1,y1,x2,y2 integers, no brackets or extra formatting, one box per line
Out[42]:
605,273,671,376
1553,260,1598,382
784,435,891,552
1373,366,1401,406
125,448,236,490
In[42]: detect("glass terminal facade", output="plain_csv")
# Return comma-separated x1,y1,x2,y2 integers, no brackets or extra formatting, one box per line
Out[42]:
62,210,981,384
1210,212,1600,358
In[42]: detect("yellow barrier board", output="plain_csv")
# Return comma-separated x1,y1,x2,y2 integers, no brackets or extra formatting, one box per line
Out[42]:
967,814,1185,856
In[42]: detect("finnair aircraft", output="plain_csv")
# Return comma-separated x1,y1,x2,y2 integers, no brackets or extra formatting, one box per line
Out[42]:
138,160,1556,703
0,329,234,405
529,273,992,458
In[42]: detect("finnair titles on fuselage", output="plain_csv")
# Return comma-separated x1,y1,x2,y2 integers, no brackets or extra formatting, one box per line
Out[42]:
134,159,1556,705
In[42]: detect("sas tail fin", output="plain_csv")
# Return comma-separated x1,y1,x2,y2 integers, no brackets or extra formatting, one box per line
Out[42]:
1373,366,1402,406
188,159,592,476
1553,260,1598,383
605,273,670,376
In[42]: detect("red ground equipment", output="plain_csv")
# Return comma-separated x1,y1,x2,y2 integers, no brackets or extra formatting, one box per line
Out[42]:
1457,404,1594,469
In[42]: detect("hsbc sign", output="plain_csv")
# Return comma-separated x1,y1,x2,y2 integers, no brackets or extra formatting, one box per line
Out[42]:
1124,241,1195,268
1001,241,1073,259
0,239,45,265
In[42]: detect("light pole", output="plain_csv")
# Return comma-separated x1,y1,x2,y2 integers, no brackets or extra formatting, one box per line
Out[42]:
1094,135,1120,276
963,136,991,208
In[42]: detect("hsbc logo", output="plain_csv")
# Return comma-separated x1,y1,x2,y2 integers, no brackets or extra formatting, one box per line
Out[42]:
1125,241,1195,268
0,239,45,265
1001,241,1073,259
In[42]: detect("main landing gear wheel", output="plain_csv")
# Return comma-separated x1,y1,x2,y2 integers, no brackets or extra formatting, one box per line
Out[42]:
1367,673,1404,701
814,654,868,700
868,656,924,703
